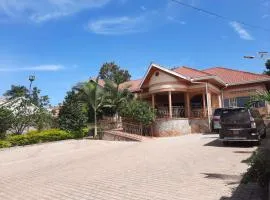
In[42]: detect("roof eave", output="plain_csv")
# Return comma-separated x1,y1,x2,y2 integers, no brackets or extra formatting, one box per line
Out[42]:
139,63,190,89
227,78,270,86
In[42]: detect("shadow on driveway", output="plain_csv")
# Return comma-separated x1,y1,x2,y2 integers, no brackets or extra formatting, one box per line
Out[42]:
204,139,257,148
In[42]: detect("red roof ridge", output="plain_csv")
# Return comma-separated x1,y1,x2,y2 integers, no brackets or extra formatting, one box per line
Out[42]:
173,66,214,77
204,66,270,78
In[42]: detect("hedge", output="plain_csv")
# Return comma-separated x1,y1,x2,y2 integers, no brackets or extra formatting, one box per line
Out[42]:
0,129,74,148
0,140,12,148
242,149,270,187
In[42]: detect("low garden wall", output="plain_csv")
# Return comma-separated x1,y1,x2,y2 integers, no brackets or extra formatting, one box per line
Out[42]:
152,118,211,137
189,119,211,133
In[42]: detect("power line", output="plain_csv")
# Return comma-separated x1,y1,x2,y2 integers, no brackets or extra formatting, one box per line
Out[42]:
170,0,270,32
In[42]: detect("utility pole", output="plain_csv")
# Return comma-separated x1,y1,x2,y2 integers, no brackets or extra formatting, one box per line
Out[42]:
29,75,35,96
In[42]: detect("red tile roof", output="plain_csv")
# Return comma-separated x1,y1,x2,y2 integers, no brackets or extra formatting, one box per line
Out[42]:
173,66,212,78
203,67,270,85
119,79,142,92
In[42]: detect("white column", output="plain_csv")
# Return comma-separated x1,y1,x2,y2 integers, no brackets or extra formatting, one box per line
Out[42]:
168,91,172,118
185,93,190,118
202,93,206,117
218,94,222,108
206,91,212,116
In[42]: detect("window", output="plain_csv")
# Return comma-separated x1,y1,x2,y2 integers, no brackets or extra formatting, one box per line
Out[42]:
223,96,265,108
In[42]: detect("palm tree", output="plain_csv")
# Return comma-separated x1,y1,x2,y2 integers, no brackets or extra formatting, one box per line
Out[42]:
74,79,105,138
103,79,134,121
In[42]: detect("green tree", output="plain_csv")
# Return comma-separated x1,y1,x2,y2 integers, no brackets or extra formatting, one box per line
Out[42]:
58,91,87,137
99,62,131,87
74,80,105,138
6,98,38,135
31,87,50,108
264,59,270,75
120,100,156,125
3,85,49,107
4,85,28,100
0,107,13,138
103,79,134,118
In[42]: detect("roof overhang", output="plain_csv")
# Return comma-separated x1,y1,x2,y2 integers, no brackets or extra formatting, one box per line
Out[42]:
191,76,227,86
139,63,190,89
226,78,270,87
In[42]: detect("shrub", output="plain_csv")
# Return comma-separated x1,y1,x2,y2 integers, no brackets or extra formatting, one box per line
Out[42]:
6,129,73,147
242,149,270,187
0,107,14,139
58,91,88,133
0,140,11,148
120,100,156,125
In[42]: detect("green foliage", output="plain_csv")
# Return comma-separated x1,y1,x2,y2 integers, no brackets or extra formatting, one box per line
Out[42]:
34,108,54,131
0,140,11,148
30,87,50,108
99,62,131,86
58,91,88,134
120,100,156,125
6,98,38,134
264,59,270,75
3,85,49,108
5,129,73,147
74,81,105,137
0,107,13,138
4,85,28,100
242,149,270,187
102,79,134,116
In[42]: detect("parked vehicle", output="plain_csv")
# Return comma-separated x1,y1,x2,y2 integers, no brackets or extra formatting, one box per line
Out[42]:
211,108,223,133
219,107,266,145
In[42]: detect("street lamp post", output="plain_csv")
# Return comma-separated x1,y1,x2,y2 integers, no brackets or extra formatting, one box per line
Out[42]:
29,75,35,96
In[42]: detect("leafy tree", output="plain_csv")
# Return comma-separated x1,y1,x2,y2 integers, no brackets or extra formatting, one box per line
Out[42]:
99,62,131,87
103,79,134,118
74,80,105,137
264,59,270,75
0,107,13,138
6,98,38,135
3,85,49,108
31,87,50,108
4,85,28,100
34,108,54,131
120,100,156,125
58,91,88,137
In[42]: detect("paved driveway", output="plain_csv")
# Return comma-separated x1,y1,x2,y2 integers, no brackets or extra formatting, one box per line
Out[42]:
0,134,256,200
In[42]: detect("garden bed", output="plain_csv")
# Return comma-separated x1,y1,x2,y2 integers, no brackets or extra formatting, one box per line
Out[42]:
0,129,76,149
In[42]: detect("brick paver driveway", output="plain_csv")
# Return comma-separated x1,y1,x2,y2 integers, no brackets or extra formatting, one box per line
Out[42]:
0,134,256,200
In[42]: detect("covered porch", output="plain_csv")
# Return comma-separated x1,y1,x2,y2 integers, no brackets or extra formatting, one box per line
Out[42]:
142,87,222,120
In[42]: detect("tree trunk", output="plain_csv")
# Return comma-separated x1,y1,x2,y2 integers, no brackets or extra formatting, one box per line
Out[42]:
94,109,97,138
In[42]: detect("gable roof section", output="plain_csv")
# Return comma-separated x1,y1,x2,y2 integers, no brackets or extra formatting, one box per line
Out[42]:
203,67,270,86
173,66,212,78
139,63,190,89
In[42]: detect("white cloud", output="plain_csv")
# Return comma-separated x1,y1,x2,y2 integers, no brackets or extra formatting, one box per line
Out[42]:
0,0,111,23
167,16,186,25
229,21,254,40
86,16,146,35
0,65,64,72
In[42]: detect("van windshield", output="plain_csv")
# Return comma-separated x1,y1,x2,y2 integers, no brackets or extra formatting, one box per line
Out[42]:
221,108,250,124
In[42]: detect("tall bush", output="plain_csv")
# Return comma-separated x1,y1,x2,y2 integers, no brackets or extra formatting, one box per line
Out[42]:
59,91,88,137
0,107,13,138
120,100,155,125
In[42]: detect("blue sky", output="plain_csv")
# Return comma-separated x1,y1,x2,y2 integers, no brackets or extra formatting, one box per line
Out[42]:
0,0,269,105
